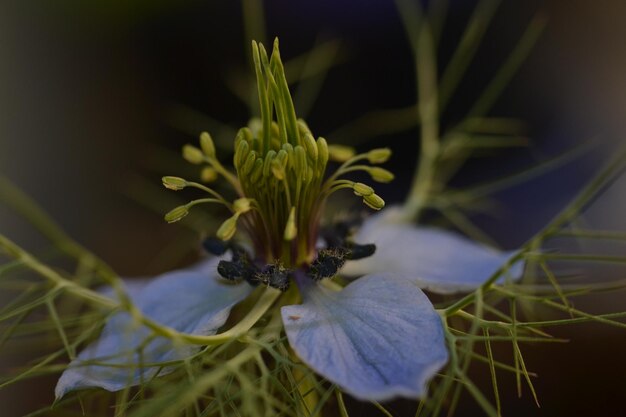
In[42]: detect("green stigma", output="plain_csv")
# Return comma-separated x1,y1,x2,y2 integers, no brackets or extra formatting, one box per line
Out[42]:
163,38,392,269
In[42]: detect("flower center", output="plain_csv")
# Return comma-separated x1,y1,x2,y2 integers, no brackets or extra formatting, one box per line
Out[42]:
232,40,332,267
162,38,394,288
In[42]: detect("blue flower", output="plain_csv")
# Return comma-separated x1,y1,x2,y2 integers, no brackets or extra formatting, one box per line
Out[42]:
55,210,523,400
55,39,524,402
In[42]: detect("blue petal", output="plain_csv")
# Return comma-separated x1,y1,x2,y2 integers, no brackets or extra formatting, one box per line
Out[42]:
55,258,252,398
97,257,218,301
282,273,448,401
341,207,524,294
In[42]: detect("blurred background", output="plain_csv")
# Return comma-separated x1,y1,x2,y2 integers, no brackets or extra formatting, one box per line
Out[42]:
1,0,625,415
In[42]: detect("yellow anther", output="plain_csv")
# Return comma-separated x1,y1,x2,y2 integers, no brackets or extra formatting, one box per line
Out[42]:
352,182,374,197
368,167,395,183
162,176,187,191
282,143,295,171
297,119,312,136
199,132,216,159
251,137,263,153
276,149,288,165
282,142,294,153
328,144,355,162
284,207,297,241
317,137,329,167
200,167,218,183
294,146,307,176
367,148,392,164
263,150,277,177
248,118,262,137
363,193,385,210
242,152,257,175
217,214,239,241
250,158,265,184
241,127,254,142
233,198,253,214
235,127,253,149
182,145,204,165
303,133,318,160
270,121,281,139
234,139,250,168
164,205,189,223
271,159,286,180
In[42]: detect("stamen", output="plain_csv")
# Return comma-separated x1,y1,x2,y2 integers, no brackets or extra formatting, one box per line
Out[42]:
366,148,392,164
271,159,285,180
368,167,395,183
363,193,385,210
164,205,189,223
166,39,395,272
162,177,232,210
242,152,257,175
352,182,374,197
234,138,250,168
199,132,216,159
317,137,329,168
262,150,277,178
182,145,204,164
302,133,318,161
200,167,218,183
217,213,240,241
284,207,297,241
164,198,226,223
250,159,264,184
328,144,356,162
234,127,254,151
162,176,187,191
233,198,253,214
294,146,307,177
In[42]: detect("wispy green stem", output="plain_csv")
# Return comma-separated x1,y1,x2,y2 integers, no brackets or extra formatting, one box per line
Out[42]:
445,147,626,316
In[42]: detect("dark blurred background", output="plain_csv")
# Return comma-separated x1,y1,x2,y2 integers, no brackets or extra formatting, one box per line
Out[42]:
1,0,625,415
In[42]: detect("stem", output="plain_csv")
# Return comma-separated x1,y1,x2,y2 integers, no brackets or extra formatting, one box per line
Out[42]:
186,181,233,209
205,156,243,195
0,233,281,346
445,148,626,316
0,175,130,304
404,21,440,222
323,154,369,185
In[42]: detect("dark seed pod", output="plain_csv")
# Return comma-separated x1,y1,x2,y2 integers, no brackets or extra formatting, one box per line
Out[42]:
230,244,249,261
320,228,345,249
309,248,348,281
346,243,376,260
217,260,247,281
321,217,365,249
268,270,290,291
255,264,291,291
202,237,229,256
217,248,259,284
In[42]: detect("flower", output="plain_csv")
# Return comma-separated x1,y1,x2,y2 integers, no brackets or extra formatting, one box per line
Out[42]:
55,39,524,402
